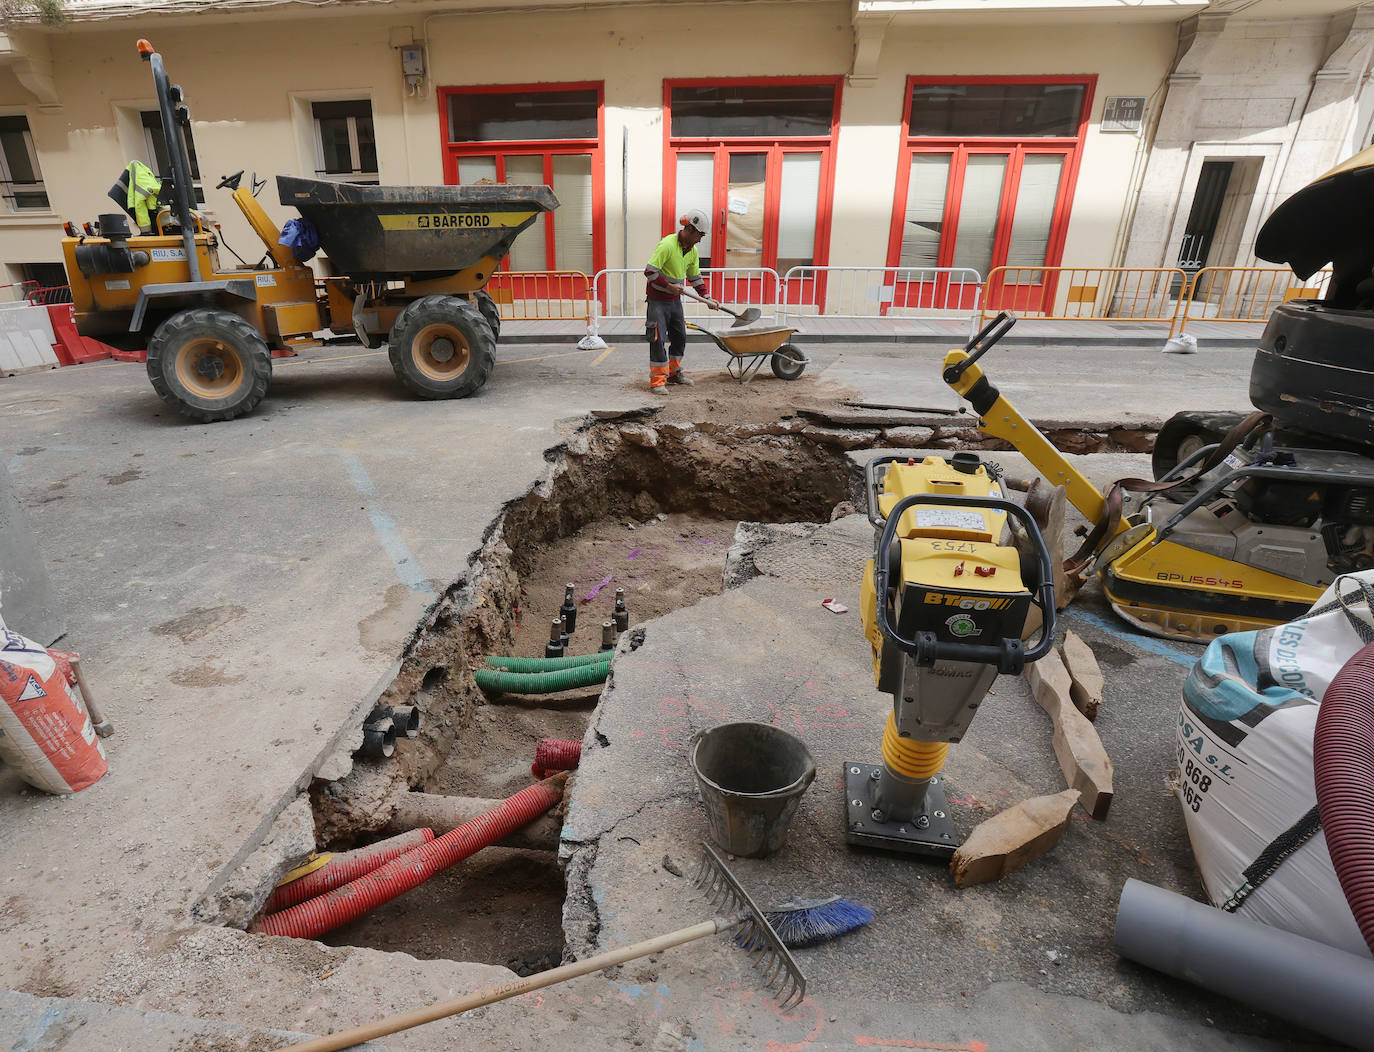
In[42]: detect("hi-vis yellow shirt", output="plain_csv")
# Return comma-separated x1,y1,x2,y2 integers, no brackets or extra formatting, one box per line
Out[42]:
645,233,704,300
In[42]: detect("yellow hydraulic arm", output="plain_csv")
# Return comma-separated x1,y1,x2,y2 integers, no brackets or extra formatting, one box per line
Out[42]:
940,313,1130,546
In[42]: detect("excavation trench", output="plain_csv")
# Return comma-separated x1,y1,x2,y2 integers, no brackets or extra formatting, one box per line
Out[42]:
260,413,1155,974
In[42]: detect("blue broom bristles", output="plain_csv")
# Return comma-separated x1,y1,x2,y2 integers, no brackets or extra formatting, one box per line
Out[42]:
740,894,875,950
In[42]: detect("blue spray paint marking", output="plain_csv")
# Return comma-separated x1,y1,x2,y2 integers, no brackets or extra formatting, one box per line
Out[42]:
13,1003,66,1051
1063,607,1200,668
337,452,432,595
4,445,88,475
608,980,650,1002
606,979,672,1010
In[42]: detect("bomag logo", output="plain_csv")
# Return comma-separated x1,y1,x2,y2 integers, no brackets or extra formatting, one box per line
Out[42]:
1157,572,1244,589
417,214,491,229
922,591,1014,611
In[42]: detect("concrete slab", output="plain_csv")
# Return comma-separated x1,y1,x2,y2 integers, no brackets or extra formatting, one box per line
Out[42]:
560,509,1327,1050
813,341,1257,426
0,335,1318,1048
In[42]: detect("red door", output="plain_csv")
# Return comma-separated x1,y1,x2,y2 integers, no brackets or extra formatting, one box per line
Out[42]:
671,145,828,307
890,146,1071,314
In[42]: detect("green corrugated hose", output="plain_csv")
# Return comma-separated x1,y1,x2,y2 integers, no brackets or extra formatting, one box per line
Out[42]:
473,659,611,695
484,652,612,672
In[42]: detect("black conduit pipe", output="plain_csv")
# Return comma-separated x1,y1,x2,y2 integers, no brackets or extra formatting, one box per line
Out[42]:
1314,640,1374,955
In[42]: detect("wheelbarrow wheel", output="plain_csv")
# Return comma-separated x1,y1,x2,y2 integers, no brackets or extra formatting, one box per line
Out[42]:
146,308,272,422
471,289,502,343
388,295,495,400
770,343,807,381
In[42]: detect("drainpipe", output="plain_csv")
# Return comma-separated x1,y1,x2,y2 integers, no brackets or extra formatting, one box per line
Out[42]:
1114,879,1374,1050
385,791,560,852
252,773,567,939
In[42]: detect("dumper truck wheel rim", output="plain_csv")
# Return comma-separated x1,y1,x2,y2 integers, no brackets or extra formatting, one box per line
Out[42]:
174,339,246,399
413,322,471,381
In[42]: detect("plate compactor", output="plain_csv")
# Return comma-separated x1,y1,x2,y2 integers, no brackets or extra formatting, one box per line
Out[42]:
849,452,1056,857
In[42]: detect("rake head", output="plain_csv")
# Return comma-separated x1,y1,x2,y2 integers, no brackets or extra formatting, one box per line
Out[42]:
692,843,807,1010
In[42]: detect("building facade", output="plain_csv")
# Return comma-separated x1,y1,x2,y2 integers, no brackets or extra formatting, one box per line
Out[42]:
0,0,1368,315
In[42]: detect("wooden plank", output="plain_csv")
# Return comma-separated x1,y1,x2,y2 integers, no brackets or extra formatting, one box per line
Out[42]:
1026,649,1113,819
1060,629,1104,722
950,788,1080,887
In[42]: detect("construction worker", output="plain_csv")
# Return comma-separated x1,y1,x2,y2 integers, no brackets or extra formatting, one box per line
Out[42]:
644,208,718,393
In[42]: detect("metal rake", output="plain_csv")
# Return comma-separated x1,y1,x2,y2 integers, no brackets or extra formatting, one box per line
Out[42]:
275,842,807,1052
693,842,808,1009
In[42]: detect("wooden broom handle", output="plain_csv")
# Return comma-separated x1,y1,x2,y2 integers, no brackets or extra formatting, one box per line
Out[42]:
275,919,725,1051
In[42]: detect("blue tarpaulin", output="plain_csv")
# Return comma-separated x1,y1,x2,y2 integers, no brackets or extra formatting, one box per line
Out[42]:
279,217,320,263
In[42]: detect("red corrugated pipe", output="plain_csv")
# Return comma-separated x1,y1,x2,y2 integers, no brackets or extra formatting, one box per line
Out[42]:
251,773,567,940
531,737,582,779
263,828,436,913
1314,640,1374,955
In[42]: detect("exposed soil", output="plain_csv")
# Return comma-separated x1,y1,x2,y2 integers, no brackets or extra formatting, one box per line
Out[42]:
508,512,741,660
316,846,565,975
323,508,756,966
426,699,593,800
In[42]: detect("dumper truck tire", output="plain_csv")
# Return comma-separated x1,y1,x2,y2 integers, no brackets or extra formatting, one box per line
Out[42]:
146,308,272,423
472,290,501,343
388,295,495,400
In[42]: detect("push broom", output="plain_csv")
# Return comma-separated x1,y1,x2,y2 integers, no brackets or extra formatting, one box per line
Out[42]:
274,843,871,1052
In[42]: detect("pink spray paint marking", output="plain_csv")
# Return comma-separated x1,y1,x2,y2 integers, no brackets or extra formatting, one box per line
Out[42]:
582,574,614,603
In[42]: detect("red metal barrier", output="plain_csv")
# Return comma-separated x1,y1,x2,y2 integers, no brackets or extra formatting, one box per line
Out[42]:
45,304,116,366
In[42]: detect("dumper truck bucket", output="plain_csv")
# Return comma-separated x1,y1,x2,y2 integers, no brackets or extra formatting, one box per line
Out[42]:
277,175,558,282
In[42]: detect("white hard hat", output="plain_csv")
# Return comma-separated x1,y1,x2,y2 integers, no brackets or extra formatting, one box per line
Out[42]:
681,207,710,236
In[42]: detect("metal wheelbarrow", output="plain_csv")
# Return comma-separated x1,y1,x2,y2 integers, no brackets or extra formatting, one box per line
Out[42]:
686,321,808,383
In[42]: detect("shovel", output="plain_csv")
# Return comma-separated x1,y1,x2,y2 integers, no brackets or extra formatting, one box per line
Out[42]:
681,285,761,327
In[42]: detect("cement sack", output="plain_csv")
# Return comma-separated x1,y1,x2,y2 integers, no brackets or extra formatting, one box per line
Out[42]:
1177,571,1374,957
0,628,107,794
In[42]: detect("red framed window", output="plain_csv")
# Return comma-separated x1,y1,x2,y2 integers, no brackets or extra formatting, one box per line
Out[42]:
885,76,1095,314
439,82,605,279
663,78,842,305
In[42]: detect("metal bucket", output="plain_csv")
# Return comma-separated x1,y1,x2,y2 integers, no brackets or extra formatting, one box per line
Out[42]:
690,722,816,858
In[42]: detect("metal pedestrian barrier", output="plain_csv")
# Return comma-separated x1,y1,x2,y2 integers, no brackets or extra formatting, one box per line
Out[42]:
485,270,591,322
27,285,72,305
1171,266,1332,336
980,266,1187,326
778,266,982,324
591,267,781,322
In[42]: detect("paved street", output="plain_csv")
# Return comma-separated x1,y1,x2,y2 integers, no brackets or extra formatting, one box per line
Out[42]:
0,330,1318,1050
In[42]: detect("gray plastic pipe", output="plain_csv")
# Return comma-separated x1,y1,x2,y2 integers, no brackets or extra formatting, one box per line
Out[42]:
1114,879,1374,1051
386,791,559,852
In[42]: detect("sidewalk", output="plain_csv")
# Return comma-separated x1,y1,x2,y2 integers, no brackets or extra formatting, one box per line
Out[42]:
502,315,1266,348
